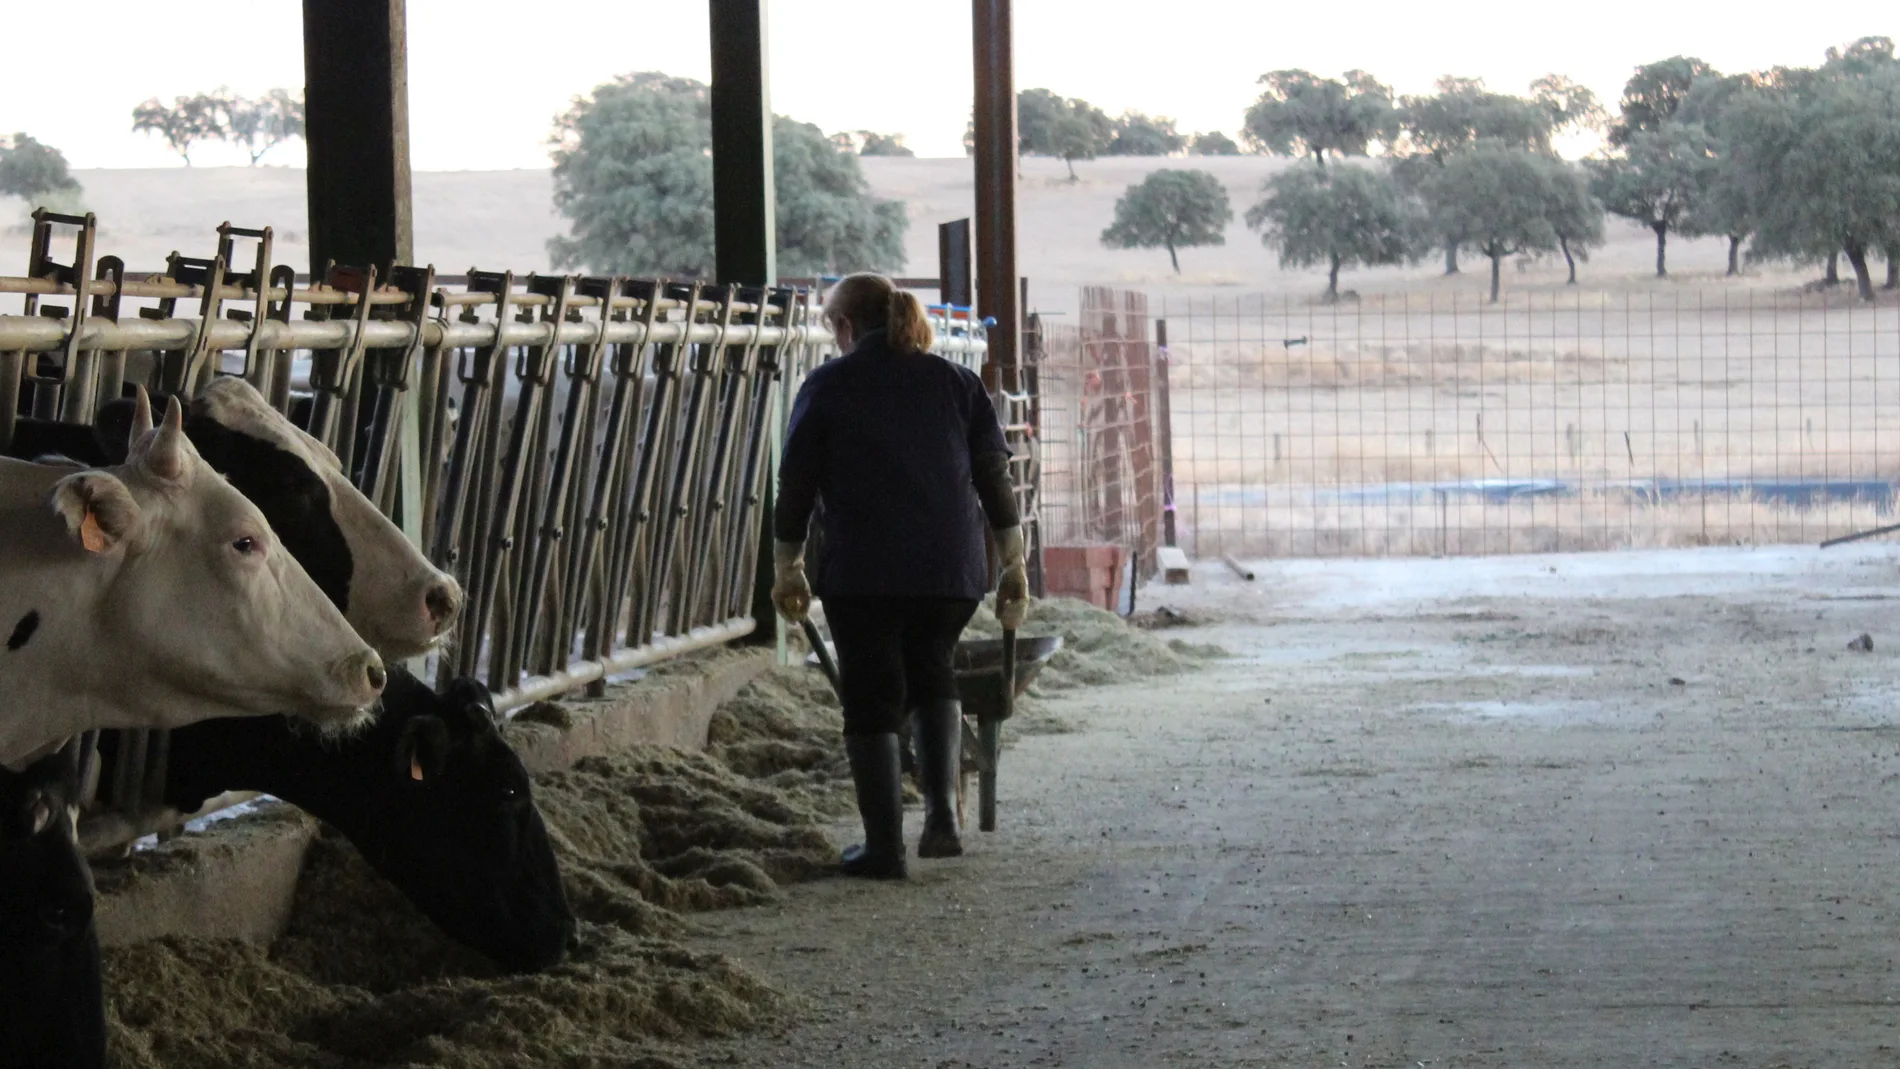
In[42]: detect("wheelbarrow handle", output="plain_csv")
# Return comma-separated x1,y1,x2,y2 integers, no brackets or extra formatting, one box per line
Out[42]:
1000,627,1017,717
800,617,843,699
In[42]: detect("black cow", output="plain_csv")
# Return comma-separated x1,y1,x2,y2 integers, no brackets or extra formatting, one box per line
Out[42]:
0,745,105,1069
131,668,574,972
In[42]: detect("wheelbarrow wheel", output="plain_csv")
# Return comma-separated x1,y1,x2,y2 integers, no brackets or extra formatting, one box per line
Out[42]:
978,714,1000,832
956,717,980,832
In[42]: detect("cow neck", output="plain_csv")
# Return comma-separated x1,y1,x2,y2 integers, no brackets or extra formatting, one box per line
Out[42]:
0,463,138,767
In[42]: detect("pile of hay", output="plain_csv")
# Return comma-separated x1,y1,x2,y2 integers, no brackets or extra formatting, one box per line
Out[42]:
963,595,1224,693
105,833,783,1068
539,747,838,926
102,732,840,1067
704,668,854,816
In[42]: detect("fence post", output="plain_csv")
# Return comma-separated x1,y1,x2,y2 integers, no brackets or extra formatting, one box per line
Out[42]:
1022,311,1045,598
1155,318,1176,548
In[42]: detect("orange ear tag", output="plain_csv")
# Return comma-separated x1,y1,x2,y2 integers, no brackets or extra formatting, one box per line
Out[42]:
80,511,108,553
410,756,425,782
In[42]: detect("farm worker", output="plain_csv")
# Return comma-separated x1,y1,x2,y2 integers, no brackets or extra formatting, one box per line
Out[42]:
772,273,1030,880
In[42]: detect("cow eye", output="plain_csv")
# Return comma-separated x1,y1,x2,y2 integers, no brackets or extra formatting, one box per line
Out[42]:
232,536,258,555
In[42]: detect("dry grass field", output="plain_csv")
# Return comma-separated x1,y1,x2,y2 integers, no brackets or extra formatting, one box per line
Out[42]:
0,155,1829,314
6,158,1892,558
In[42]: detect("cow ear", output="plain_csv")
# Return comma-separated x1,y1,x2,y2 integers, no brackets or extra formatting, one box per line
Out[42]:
396,716,452,783
50,470,144,555
443,678,502,734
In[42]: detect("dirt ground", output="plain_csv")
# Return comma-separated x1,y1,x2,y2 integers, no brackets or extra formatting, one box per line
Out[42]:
656,544,1900,1068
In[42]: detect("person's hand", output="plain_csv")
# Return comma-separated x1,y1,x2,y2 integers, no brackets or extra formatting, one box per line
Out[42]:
994,526,1029,630
772,541,811,623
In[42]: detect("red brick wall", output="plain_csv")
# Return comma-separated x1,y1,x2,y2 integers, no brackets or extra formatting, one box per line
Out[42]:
1041,544,1128,612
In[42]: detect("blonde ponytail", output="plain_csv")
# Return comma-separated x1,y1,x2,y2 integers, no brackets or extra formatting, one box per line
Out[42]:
822,272,935,353
886,290,935,353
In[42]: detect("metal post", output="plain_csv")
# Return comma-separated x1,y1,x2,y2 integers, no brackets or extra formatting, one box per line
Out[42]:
302,0,414,276
710,0,776,287
709,0,780,646
972,0,1019,388
939,219,973,309
1155,318,1177,548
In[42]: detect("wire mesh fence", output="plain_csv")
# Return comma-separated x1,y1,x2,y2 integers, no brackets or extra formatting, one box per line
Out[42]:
1160,288,1900,559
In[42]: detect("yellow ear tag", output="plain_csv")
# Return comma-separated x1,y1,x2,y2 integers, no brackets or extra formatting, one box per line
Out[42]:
410,756,425,782
80,511,108,553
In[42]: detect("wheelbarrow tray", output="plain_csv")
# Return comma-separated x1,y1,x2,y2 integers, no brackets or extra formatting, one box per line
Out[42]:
951,635,1063,719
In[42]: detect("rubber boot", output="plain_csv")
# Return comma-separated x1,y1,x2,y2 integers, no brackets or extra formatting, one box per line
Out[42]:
914,699,964,859
840,734,908,879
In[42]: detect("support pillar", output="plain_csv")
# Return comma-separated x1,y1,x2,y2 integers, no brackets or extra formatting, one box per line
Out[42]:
972,0,1019,388
302,0,413,276
709,0,780,646
304,0,419,673
710,0,776,287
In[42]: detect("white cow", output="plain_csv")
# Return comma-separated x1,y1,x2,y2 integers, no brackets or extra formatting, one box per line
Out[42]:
188,378,462,659
0,393,385,766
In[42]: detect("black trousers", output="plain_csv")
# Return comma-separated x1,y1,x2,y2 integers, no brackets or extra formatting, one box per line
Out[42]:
822,596,979,736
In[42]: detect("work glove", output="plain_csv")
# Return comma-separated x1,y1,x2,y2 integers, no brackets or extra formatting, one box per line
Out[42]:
772,540,812,623
994,525,1029,630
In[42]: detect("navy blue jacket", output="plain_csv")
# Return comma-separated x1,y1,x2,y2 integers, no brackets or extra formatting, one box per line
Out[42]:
775,332,1011,599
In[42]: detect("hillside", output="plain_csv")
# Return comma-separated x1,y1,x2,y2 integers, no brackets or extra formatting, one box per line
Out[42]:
2,157,1809,319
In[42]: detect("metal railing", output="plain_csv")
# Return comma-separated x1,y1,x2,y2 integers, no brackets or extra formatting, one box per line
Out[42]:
0,210,991,850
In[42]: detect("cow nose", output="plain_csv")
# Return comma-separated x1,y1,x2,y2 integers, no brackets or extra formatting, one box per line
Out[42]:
365,658,388,692
425,580,462,631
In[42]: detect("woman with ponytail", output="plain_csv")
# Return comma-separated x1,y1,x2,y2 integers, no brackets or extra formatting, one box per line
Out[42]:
771,272,1030,880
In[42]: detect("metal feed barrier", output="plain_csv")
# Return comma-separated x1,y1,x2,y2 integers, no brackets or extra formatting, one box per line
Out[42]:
0,210,991,851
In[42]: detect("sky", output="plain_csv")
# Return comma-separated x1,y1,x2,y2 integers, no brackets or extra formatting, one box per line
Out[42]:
1,0,1895,171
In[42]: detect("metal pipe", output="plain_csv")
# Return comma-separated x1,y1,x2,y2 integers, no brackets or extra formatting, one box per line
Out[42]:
0,274,772,317
0,312,991,363
491,616,757,713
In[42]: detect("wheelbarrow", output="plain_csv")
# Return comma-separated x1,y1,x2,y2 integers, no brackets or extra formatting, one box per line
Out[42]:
801,620,1063,832
951,634,1063,831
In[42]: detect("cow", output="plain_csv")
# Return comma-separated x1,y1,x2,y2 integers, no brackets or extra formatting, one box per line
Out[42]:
0,393,385,766
94,378,462,658
17,379,462,658
0,743,106,1069
14,380,571,971
135,668,575,972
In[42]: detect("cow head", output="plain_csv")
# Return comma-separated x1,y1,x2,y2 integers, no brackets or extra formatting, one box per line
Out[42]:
73,393,386,729
0,744,105,1069
187,379,462,659
339,669,575,972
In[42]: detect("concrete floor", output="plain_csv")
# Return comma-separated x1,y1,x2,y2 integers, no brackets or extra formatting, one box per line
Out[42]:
686,545,1900,1068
